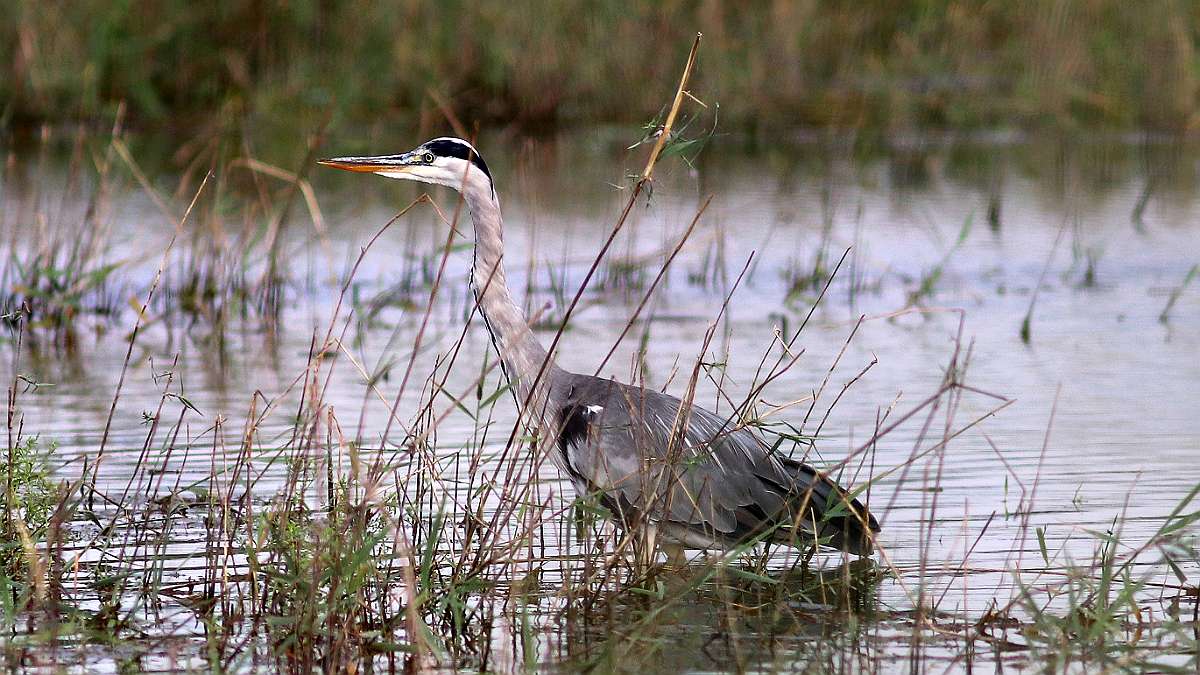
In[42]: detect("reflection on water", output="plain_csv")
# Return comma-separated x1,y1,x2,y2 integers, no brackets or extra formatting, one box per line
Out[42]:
2,129,1199,671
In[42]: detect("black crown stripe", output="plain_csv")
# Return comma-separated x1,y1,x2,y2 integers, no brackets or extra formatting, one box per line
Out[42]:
423,139,492,182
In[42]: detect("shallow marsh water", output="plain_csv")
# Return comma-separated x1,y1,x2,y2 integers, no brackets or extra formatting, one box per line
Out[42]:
2,129,1199,671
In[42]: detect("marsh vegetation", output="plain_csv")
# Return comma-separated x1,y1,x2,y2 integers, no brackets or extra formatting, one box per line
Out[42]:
1,115,1197,671
2,21,1200,672
4,1,1199,133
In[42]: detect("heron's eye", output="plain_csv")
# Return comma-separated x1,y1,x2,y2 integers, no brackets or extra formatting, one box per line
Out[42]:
422,152,435,164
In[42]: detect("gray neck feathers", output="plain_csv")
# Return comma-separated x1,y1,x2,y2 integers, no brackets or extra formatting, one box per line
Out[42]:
460,178,558,416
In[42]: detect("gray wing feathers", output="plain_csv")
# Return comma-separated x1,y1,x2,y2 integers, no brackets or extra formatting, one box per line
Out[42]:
556,375,880,555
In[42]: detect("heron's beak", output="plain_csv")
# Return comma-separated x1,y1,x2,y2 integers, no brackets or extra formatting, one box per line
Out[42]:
317,153,418,174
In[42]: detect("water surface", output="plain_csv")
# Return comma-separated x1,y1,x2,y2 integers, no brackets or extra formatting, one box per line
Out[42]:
3,130,1198,671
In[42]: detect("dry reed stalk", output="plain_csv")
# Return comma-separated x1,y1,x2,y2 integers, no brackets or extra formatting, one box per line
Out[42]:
88,168,212,509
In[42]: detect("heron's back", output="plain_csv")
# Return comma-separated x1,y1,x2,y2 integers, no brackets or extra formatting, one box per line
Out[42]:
552,373,880,555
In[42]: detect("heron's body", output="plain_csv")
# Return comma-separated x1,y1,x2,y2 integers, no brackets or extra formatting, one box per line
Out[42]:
321,138,880,557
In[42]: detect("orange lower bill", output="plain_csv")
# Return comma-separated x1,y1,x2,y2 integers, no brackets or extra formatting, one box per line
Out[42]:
317,159,406,173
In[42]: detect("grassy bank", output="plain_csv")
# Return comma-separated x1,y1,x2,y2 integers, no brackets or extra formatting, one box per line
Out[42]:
3,1,1199,134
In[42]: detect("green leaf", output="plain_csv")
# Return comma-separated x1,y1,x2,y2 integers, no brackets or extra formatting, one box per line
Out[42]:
724,565,779,585
955,212,974,247
478,381,514,410
161,393,203,417
436,385,475,421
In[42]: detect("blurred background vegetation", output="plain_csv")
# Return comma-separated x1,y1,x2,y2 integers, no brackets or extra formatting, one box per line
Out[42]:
2,0,1198,136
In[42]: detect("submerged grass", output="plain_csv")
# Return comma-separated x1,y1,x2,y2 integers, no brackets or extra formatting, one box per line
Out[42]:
1009,490,1200,671
1160,263,1199,324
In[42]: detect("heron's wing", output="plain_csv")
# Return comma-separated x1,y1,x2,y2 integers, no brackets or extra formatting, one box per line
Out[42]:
555,375,879,554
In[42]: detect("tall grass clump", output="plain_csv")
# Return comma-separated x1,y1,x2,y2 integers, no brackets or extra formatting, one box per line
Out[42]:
1,436,56,578
1012,489,1200,670
0,124,339,351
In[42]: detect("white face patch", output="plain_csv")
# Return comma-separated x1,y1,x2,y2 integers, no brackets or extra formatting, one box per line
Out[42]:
377,156,479,190
367,137,495,201
586,405,604,415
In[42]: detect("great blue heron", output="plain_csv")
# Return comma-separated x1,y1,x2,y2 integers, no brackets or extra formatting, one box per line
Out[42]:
319,137,880,561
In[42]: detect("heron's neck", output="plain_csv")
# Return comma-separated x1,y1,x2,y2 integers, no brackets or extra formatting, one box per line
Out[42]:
462,182,555,409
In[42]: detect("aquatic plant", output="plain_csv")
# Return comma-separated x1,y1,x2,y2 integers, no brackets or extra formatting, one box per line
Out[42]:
0,33,1195,674
0,436,57,578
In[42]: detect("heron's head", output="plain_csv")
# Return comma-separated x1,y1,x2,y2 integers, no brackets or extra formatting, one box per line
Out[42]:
319,137,493,196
